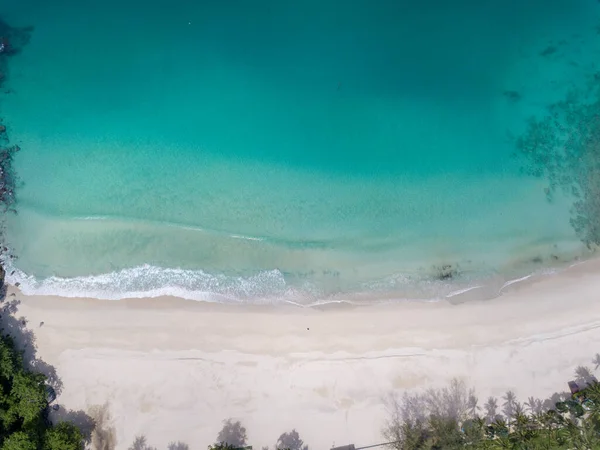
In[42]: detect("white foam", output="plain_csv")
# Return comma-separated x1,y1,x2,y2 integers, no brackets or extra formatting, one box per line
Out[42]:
445,285,483,298
229,234,264,241
2,257,581,307
499,274,533,292
5,264,291,304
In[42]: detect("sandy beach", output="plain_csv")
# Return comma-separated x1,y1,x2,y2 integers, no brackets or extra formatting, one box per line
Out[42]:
6,260,600,449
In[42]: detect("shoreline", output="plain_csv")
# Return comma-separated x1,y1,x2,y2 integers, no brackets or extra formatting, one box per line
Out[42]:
4,245,593,307
6,256,600,449
1,7,600,448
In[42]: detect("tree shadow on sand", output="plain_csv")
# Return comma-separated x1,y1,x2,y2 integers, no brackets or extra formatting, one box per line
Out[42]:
216,418,248,447
0,287,63,394
276,429,309,450
0,285,95,444
127,435,190,450
0,285,190,449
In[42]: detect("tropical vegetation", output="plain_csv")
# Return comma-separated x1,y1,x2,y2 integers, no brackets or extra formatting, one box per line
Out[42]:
383,364,600,449
0,333,84,449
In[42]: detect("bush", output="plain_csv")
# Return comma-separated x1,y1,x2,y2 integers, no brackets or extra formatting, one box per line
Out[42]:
0,334,84,448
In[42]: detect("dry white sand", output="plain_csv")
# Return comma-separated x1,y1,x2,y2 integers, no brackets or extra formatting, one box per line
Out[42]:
7,260,600,449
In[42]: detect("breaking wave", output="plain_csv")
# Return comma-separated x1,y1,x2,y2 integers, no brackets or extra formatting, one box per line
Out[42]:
3,259,573,307
5,264,301,304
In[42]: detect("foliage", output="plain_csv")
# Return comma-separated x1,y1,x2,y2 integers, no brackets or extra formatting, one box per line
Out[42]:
44,422,84,450
0,333,84,449
1,431,38,450
383,367,600,450
209,443,242,450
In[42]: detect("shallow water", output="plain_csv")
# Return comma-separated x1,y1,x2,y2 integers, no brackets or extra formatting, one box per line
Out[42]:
1,0,599,303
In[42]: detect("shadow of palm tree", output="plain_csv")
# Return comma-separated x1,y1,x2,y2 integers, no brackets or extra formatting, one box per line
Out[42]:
502,391,517,420
541,391,570,412
574,365,597,386
483,396,500,424
524,396,543,415
127,435,190,450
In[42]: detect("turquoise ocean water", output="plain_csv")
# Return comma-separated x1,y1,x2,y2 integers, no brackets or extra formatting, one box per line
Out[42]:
1,0,599,304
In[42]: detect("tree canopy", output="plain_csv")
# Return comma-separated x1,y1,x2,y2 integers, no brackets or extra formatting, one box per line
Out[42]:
0,334,83,450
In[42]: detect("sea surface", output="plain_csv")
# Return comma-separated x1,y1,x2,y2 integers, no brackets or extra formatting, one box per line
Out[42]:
1,0,599,304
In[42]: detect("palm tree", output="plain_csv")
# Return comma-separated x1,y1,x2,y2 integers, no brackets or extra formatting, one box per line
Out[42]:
537,410,569,449
489,417,509,439
580,381,600,430
462,417,486,447
593,353,600,371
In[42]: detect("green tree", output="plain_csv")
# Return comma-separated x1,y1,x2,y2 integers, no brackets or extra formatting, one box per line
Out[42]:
426,414,464,449
1,431,37,450
209,444,240,450
383,370,600,450
44,422,84,450
9,371,47,425
0,334,85,449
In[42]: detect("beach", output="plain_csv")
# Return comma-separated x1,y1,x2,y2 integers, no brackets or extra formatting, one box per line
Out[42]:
6,259,600,449
2,4,600,447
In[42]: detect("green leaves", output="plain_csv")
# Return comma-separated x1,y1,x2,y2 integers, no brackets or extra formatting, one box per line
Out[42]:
384,379,600,450
209,444,242,450
44,422,84,450
0,334,84,449
0,336,20,382
9,371,47,425
0,431,37,450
